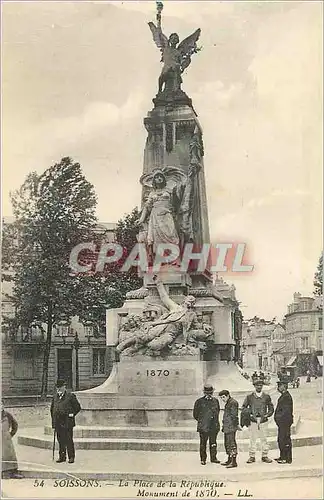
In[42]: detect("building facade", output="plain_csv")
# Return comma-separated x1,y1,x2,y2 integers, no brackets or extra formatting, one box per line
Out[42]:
283,293,323,376
213,275,243,363
241,321,257,371
242,318,286,374
1,219,116,397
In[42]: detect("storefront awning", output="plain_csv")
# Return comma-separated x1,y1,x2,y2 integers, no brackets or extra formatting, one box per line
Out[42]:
317,356,323,367
286,355,297,366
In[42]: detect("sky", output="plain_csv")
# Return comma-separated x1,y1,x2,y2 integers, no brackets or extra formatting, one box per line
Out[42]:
2,0,323,320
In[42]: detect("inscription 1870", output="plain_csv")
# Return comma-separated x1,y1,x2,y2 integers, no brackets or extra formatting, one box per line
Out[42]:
146,369,170,377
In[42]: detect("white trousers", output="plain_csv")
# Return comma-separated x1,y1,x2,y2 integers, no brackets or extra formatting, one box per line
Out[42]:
249,421,269,457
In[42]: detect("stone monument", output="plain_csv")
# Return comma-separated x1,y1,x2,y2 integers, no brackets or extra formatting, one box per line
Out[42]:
77,1,251,427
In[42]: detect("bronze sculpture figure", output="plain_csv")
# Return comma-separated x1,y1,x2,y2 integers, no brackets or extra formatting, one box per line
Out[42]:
148,2,201,94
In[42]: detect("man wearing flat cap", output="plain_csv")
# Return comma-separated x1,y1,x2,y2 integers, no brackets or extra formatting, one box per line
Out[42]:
50,379,81,463
193,385,220,465
274,380,293,464
241,377,274,463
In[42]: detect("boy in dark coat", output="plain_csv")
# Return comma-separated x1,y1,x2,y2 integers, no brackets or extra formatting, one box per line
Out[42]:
219,390,239,468
274,380,293,464
50,379,81,463
193,385,220,465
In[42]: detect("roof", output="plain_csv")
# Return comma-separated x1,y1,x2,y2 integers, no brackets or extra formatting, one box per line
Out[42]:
3,216,117,232
286,355,297,366
95,222,117,232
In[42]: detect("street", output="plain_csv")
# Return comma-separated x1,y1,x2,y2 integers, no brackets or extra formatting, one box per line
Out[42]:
3,375,322,499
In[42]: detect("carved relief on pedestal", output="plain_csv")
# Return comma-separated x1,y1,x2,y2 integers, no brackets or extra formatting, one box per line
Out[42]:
126,287,149,300
116,278,214,358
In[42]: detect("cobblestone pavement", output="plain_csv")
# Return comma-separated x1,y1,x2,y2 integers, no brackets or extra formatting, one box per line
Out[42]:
13,442,322,476
3,378,322,499
5,375,323,428
4,404,50,428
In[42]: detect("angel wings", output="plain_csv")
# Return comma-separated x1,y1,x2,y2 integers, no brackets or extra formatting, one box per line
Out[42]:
148,22,201,74
140,166,187,189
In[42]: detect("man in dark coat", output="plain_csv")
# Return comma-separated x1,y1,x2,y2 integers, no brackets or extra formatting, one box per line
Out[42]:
219,390,239,468
274,380,293,464
50,379,81,463
193,385,220,465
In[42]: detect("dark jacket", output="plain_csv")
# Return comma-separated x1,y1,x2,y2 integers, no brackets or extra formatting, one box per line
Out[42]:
2,411,18,437
193,396,220,433
240,407,251,428
50,391,81,429
274,391,293,427
242,392,274,424
222,397,239,433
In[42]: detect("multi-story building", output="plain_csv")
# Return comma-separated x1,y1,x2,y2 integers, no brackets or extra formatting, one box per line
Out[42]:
213,275,243,363
242,318,286,373
283,293,323,376
241,321,257,371
1,219,116,397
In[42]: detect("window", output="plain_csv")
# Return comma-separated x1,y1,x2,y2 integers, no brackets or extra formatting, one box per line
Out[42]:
319,317,323,330
56,325,70,337
92,348,106,375
301,337,309,349
2,301,15,318
13,350,35,379
231,312,235,340
84,325,93,337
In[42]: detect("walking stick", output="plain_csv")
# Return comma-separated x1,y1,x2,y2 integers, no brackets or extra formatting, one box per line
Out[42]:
52,429,56,461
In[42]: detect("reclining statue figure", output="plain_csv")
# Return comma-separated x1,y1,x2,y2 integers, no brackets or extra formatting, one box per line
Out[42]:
116,276,213,357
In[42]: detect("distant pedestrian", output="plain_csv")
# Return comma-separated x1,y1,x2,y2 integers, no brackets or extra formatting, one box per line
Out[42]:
278,368,289,384
306,370,311,383
1,403,23,478
242,378,274,463
193,385,220,465
50,379,81,464
219,390,239,469
274,380,293,464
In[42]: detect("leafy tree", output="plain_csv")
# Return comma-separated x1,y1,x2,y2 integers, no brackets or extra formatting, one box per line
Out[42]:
3,160,143,397
314,253,323,296
4,158,98,398
75,207,143,335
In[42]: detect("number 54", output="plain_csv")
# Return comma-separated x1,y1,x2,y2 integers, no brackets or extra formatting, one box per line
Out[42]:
34,479,45,487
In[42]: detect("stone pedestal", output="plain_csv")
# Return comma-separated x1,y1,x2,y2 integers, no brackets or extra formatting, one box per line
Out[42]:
143,103,210,251
76,85,245,432
117,356,205,396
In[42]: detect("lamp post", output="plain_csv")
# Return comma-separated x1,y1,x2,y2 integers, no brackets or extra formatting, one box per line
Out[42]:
73,332,80,391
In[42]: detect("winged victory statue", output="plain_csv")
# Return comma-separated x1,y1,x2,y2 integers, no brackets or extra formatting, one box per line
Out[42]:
148,2,201,95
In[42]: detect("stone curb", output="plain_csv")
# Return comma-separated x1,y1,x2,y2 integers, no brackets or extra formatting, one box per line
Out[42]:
18,434,322,452
42,423,299,439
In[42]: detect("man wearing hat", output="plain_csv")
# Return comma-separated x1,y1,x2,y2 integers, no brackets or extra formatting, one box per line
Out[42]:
274,380,293,464
241,377,274,463
218,390,239,468
50,379,81,463
193,385,220,465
